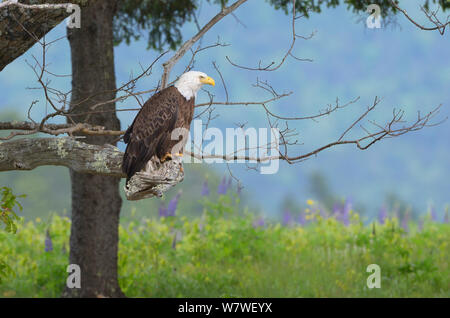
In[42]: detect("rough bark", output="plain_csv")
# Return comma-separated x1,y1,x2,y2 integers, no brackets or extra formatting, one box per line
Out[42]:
0,137,124,176
0,0,91,72
125,158,184,200
63,0,123,298
0,136,185,200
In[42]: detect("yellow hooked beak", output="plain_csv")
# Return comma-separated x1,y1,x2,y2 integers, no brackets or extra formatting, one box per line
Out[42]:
200,76,215,86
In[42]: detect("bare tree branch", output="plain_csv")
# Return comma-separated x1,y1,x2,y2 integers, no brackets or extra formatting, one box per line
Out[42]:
160,0,248,89
226,0,314,71
186,101,444,164
390,0,450,35
0,121,124,140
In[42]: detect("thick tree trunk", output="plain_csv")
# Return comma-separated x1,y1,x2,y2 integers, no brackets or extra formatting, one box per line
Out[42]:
63,0,124,298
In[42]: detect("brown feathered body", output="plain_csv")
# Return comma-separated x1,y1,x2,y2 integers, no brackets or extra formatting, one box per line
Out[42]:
122,86,195,183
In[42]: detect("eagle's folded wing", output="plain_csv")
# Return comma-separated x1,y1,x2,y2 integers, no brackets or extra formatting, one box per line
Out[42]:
122,87,179,182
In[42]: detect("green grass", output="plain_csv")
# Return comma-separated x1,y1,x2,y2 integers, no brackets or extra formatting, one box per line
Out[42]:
0,196,449,297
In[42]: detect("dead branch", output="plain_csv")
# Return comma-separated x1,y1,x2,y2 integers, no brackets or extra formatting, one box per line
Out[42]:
125,158,184,200
390,0,450,35
160,0,248,89
226,0,314,71
187,100,444,164
0,121,124,140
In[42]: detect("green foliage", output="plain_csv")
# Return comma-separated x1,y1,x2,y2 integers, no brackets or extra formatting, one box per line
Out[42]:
423,0,450,11
114,0,198,50
1,187,24,234
270,0,448,16
113,0,448,51
0,187,25,283
0,194,448,297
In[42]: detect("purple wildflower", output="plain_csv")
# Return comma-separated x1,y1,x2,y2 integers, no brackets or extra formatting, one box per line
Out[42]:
297,213,306,226
418,218,424,232
341,210,350,226
166,192,181,217
378,207,387,224
430,206,437,222
341,198,352,226
334,199,351,226
332,203,341,215
158,205,168,218
45,230,53,252
201,180,210,196
401,212,409,232
282,210,293,226
253,216,265,228
217,176,228,195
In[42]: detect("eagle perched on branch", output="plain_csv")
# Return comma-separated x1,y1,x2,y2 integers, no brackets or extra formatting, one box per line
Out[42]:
122,71,215,185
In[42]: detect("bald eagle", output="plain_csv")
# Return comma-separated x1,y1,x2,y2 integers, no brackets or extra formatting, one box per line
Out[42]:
122,71,215,185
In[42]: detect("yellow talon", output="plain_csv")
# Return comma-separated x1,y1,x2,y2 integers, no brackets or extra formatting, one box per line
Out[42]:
161,153,172,162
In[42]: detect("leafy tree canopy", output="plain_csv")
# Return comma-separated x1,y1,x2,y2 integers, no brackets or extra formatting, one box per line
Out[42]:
113,0,448,50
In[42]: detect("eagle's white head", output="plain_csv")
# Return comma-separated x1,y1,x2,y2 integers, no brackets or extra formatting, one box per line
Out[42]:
174,71,215,100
